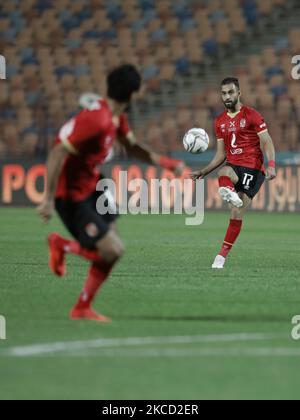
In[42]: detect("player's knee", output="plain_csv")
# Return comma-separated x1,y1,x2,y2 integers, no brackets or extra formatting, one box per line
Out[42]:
218,167,239,184
218,168,225,177
231,207,243,219
115,241,125,260
95,230,125,264
101,241,125,264
218,167,230,178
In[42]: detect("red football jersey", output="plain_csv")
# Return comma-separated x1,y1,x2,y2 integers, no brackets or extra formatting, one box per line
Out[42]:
55,99,130,201
214,105,268,171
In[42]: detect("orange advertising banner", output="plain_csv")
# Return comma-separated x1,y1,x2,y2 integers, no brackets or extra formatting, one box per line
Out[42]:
0,161,299,212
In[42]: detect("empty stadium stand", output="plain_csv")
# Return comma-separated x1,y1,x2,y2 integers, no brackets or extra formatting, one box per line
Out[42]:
0,0,299,156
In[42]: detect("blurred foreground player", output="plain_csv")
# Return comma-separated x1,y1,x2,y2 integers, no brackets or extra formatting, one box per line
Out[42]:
37,65,184,321
191,77,276,269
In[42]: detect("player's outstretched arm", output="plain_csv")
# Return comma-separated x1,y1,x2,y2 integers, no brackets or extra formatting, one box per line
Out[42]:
190,138,226,180
259,131,276,180
118,131,185,176
37,143,68,222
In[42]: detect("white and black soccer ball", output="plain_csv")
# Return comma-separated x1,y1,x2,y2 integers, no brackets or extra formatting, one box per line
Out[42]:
183,128,209,154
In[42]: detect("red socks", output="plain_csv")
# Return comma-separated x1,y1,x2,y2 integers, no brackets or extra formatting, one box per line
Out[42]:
218,177,241,258
74,262,112,310
219,219,243,258
219,176,235,190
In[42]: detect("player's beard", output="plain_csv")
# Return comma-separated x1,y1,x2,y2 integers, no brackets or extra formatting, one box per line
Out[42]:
223,97,239,111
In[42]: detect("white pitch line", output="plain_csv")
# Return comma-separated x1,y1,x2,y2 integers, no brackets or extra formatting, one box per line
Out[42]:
63,347,300,358
0,332,287,358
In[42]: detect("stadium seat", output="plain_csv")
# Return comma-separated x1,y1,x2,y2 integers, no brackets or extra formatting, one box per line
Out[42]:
0,0,298,156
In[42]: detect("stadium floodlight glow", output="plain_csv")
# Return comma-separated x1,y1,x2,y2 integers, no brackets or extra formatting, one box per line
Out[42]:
291,55,300,80
0,55,6,79
0,315,6,340
96,172,205,226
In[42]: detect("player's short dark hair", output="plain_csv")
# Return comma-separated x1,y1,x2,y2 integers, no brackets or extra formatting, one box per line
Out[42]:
221,77,240,89
107,64,142,103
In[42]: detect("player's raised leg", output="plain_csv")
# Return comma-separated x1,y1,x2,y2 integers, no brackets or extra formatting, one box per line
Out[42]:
48,231,117,275
212,193,252,269
218,166,243,208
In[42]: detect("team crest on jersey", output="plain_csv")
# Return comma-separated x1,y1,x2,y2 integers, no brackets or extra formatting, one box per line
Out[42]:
240,119,246,128
228,121,236,132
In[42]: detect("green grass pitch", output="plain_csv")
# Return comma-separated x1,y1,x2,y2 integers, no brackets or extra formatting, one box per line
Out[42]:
0,208,299,400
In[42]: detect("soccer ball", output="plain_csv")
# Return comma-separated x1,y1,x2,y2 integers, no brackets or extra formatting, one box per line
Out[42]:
183,128,209,154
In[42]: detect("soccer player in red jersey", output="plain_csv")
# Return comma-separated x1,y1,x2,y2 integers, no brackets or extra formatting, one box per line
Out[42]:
37,65,184,321
191,77,276,269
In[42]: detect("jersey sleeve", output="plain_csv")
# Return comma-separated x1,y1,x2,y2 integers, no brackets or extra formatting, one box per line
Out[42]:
214,119,224,141
250,109,268,135
58,107,110,154
117,113,131,137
